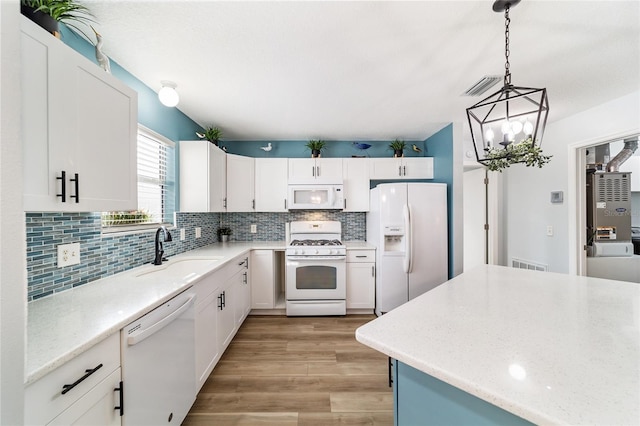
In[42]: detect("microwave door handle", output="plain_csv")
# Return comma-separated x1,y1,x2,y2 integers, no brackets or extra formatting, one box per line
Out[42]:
328,188,335,207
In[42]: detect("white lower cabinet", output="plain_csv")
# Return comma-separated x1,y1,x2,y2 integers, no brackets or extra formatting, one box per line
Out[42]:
251,250,275,309
216,277,236,353
346,249,376,310
48,368,122,426
25,333,121,426
234,257,251,326
194,273,221,391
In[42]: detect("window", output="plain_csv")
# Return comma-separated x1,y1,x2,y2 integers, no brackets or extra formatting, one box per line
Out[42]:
102,126,175,230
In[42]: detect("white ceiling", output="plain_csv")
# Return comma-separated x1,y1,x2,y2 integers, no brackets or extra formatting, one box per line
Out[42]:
85,0,640,141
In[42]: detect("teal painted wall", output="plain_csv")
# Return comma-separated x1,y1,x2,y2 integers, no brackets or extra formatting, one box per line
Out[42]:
222,140,427,159
425,124,454,278
58,27,202,142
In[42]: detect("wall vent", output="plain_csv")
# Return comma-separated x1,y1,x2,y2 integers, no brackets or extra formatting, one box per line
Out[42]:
511,258,548,272
462,75,502,96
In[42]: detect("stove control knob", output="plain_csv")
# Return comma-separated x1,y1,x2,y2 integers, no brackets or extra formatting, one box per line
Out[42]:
295,249,301,255
315,249,319,255
328,249,334,255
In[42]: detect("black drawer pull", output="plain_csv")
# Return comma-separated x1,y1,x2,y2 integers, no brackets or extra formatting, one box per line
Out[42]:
114,381,124,416
61,363,103,395
56,171,66,202
355,255,367,258
70,173,79,203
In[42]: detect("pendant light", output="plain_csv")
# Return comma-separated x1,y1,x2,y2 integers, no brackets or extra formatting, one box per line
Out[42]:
466,0,550,171
158,80,179,107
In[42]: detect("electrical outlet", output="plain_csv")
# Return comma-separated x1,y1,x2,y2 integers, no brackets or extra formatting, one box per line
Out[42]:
546,225,554,236
250,224,257,234
195,227,201,238
57,243,80,268
180,228,186,241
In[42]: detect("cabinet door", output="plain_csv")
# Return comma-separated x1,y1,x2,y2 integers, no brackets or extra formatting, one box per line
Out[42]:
179,141,226,212
255,158,288,211
403,157,434,179
370,158,403,179
346,262,375,309
216,280,236,352
251,250,275,309
195,291,219,391
48,368,121,426
343,158,370,211
233,262,251,326
288,158,317,180
226,154,255,212
315,158,343,179
22,18,137,212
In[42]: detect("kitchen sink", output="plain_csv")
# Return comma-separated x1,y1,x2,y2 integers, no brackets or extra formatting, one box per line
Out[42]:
134,257,223,279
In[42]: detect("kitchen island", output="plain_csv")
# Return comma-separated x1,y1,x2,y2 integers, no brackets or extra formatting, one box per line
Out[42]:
356,265,639,425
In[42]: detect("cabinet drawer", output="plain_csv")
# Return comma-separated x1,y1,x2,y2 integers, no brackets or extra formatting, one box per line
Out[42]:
25,333,120,425
347,250,375,263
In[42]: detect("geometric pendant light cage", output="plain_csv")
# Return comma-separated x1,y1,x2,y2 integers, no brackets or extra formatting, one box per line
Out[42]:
466,0,551,171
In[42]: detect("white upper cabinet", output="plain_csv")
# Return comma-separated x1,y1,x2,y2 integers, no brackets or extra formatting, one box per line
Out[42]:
179,140,226,212
288,158,343,180
255,158,288,211
369,157,434,180
226,154,255,212
342,158,370,211
22,18,137,212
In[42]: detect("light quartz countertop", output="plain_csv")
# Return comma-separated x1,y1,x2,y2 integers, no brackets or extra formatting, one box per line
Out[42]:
26,241,285,385
356,264,640,425
344,241,376,249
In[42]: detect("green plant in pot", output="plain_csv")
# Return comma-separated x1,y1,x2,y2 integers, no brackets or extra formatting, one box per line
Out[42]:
21,0,95,40
389,139,406,157
305,140,326,158
196,126,223,146
217,227,232,242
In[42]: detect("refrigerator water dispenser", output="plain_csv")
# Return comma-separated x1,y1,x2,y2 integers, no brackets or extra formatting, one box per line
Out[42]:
383,226,405,252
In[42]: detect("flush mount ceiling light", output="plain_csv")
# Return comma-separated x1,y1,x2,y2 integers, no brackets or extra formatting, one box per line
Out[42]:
466,0,551,172
158,80,179,107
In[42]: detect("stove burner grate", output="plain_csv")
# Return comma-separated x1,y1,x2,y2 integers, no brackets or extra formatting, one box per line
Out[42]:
290,239,343,247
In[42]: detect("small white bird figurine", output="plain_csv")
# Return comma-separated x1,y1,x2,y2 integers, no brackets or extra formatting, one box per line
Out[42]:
412,144,423,153
260,142,273,152
91,26,111,74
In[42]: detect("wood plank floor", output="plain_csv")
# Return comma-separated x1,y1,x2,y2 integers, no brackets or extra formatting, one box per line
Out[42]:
183,315,393,426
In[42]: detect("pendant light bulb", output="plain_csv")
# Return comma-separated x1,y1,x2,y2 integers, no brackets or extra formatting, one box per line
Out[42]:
511,120,523,135
159,81,179,107
523,119,534,136
501,120,511,135
485,128,495,143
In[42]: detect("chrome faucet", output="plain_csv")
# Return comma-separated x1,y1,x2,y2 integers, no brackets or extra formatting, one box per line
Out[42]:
153,226,173,265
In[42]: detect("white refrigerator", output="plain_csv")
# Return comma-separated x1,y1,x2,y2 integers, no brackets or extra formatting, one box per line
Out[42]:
367,183,448,316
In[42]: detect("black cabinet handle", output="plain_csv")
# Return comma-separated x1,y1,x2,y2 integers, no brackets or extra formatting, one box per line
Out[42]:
403,166,406,176
284,199,287,209
61,363,103,395
252,199,255,210
57,171,66,202
398,166,402,176
217,294,223,310
70,173,79,203
388,358,393,388
114,381,124,416
355,255,367,258
243,272,248,284
221,290,226,308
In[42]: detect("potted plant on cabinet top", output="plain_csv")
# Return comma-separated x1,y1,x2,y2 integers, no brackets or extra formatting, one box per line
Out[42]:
305,140,326,158
196,126,223,146
389,139,406,157
21,0,95,40
217,227,232,243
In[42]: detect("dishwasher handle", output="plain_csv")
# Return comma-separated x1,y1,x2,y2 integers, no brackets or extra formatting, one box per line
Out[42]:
127,294,196,346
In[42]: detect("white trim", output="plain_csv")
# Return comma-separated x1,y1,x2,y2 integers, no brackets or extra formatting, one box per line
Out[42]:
138,123,176,148
567,129,640,276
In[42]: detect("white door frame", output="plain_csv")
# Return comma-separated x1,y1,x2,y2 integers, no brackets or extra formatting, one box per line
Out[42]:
567,128,640,276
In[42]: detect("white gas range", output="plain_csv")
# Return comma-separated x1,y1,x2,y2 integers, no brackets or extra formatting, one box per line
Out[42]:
285,221,347,316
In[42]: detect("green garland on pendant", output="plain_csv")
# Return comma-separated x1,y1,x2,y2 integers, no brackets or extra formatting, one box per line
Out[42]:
484,137,552,172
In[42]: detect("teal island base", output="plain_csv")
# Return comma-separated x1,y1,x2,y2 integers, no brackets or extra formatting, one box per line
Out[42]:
394,361,534,425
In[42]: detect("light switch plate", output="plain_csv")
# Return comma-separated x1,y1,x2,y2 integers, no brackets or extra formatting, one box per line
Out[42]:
195,227,201,238
58,243,80,268
250,224,257,233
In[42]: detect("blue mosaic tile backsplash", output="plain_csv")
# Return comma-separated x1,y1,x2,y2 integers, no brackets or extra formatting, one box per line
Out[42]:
26,211,365,301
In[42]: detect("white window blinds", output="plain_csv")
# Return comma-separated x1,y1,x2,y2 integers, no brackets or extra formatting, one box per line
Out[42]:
102,127,175,227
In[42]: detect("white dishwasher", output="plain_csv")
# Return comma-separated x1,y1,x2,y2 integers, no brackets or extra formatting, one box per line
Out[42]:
121,288,196,425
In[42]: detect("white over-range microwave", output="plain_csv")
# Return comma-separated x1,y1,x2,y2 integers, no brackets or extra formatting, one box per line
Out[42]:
287,179,344,210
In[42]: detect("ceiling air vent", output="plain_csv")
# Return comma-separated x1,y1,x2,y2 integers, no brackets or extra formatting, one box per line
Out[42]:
462,75,502,96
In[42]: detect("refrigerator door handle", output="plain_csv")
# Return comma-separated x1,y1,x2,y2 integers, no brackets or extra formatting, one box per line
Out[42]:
403,204,412,273
407,204,414,273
